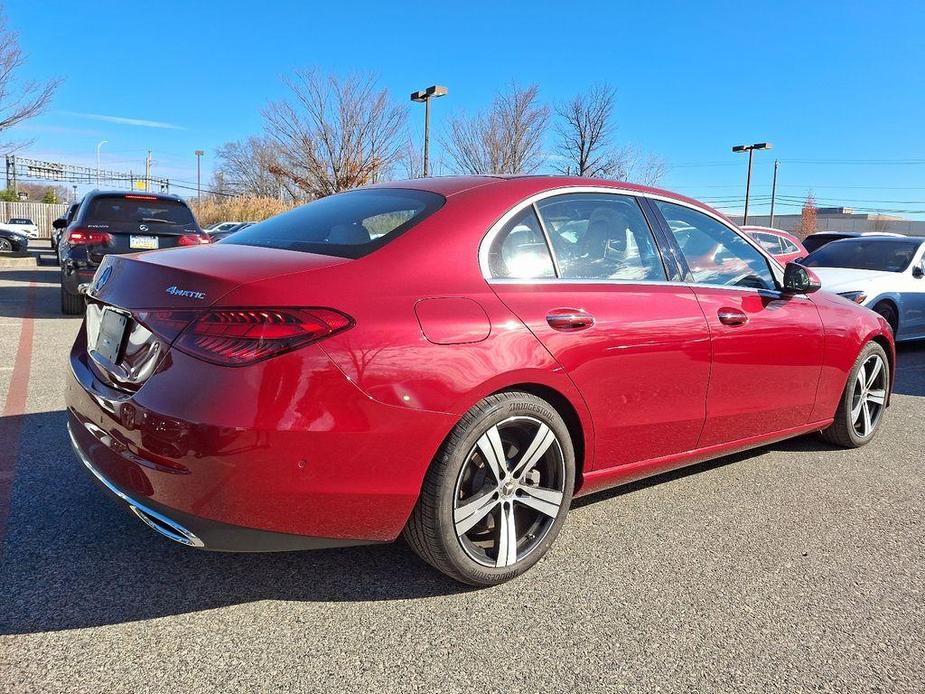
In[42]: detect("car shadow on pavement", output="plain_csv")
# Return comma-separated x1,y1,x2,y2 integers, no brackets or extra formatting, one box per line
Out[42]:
0,410,471,635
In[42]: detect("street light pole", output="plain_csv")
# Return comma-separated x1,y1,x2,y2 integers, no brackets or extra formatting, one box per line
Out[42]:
411,85,448,177
732,142,772,226
769,159,780,228
194,150,205,204
96,140,108,186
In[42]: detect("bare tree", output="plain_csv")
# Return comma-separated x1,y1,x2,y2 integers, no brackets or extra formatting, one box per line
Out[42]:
262,70,407,198
0,13,60,152
399,138,423,179
214,136,299,198
798,191,817,239
553,84,622,177
443,83,549,174
553,84,665,185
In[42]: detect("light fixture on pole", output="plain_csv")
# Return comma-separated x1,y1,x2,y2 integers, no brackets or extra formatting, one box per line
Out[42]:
195,150,205,204
732,142,772,226
96,140,108,186
410,85,448,177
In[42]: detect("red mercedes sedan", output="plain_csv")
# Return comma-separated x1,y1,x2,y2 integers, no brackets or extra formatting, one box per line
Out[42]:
67,176,894,586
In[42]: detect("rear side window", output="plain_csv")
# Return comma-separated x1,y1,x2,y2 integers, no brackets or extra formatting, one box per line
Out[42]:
753,232,783,253
85,196,195,225
537,194,666,281
780,238,800,254
224,188,445,259
488,206,556,279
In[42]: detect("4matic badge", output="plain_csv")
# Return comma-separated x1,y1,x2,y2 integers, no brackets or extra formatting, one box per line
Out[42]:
165,285,207,300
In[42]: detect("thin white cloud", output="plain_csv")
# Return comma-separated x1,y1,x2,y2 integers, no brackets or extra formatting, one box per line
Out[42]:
59,111,185,130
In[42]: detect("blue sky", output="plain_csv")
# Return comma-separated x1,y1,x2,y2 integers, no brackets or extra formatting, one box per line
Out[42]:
6,0,925,217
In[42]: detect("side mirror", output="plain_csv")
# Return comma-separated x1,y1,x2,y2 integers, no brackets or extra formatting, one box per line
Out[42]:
913,262,925,279
783,262,822,294
52,218,68,229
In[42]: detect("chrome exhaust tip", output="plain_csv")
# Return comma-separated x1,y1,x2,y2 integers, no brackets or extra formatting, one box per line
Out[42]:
128,504,204,548
69,423,205,548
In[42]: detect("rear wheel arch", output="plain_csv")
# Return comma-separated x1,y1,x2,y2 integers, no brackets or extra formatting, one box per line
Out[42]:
488,383,587,488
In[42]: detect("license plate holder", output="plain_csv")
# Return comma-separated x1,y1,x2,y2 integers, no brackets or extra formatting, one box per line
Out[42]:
96,309,128,364
130,235,158,250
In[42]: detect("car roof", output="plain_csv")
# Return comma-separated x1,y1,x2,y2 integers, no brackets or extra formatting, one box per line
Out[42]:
84,189,184,201
361,174,722,217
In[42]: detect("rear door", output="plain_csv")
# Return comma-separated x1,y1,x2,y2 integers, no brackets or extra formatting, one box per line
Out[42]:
485,191,711,471
651,200,825,446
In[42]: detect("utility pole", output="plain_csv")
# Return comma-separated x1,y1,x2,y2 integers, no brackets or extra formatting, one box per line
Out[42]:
769,159,780,228
411,85,448,177
194,150,204,204
145,150,152,192
732,142,772,226
96,140,108,186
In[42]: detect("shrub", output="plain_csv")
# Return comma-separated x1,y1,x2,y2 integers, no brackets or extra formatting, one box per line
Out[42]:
189,196,300,228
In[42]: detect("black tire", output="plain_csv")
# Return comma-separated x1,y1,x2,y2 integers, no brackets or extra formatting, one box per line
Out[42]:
403,391,575,586
872,301,898,335
0,238,11,252
819,341,889,448
60,270,85,315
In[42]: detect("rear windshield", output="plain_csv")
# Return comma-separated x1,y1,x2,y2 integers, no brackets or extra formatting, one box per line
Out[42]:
802,234,851,253
9,218,32,224
802,239,921,273
223,188,445,258
85,195,195,226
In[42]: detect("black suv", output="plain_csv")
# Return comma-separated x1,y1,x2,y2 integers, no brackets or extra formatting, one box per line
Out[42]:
55,190,210,314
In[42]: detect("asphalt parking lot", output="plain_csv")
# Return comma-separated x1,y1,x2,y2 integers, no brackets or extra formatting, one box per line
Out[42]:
1,242,924,693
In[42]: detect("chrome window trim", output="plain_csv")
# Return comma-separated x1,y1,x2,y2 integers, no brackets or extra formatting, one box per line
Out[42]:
485,276,810,299
479,185,785,285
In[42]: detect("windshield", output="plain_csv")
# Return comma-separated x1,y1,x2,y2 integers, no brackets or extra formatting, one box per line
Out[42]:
802,239,921,273
9,218,32,224
224,188,445,258
86,195,195,225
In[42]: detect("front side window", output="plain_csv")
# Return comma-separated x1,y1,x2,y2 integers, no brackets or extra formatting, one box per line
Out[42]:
487,206,555,279
655,201,775,290
536,194,666,281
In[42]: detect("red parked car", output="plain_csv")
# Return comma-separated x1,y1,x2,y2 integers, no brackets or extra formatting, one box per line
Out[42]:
742,225,807,264
67,176,894,586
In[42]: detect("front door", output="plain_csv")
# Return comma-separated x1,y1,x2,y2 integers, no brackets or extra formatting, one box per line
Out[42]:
651,200,825,446
485,193,711,470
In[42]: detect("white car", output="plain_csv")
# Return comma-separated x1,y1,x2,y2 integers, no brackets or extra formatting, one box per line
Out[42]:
802,236,925,341
6,217,39,239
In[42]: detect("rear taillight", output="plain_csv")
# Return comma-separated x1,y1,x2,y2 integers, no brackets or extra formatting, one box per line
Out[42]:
177,234,212,246
67,228,112,245
140,307,352,366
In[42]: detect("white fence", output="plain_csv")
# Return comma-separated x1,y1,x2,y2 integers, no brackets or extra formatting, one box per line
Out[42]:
0,202,68,238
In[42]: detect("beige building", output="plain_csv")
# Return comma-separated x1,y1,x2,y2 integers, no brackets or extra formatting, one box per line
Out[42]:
732,208,925,238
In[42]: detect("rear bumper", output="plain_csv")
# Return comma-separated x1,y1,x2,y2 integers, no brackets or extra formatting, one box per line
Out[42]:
66,326,457,549
69,422,371,551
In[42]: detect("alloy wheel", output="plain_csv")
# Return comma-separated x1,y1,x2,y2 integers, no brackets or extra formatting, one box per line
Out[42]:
453,416,565,568
851,354,887,438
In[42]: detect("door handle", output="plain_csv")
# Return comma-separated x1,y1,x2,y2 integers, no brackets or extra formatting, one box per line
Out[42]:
717,308,748,326
546,308,594,332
